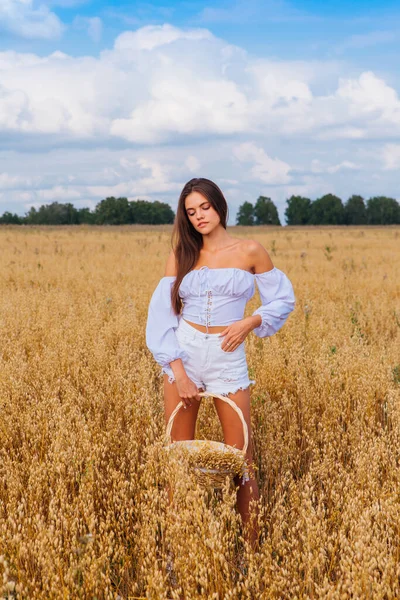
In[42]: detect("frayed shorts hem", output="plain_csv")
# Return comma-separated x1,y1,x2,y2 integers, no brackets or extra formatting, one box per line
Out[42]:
160,366,256,397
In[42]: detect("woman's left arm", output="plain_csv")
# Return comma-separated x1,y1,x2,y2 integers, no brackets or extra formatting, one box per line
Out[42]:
249,241,296,338
219,241,295,351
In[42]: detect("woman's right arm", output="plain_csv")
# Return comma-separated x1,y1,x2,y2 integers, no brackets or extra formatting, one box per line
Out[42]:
145,251,201,406
145,275,189,372
162,251,187,382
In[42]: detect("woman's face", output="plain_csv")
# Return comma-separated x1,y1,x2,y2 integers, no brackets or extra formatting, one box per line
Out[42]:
185,191,221,234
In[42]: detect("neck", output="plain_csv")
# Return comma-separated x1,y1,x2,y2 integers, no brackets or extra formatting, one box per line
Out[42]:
201,225,231,253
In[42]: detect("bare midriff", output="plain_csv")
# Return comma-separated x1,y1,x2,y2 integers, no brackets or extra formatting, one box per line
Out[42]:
183,318,227,333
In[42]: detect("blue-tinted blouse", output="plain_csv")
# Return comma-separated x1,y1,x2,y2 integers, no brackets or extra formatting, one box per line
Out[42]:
146,266,295,370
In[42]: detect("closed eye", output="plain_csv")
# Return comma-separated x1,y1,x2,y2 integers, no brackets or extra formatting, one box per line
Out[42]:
187,204,210,216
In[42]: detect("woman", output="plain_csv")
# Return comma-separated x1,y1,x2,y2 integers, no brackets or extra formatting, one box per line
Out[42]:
146,177,295,549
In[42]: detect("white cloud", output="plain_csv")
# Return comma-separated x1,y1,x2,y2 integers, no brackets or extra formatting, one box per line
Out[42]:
19,191,34,201
185,156,201,172
85,155,182,198
0,53,106,135
0,25,400,145
37,186,82,200
4,151,185,213
0,0,64,39
316,127,365,140
0,172,42,189
310,159,359,174
264,70,400,140
110,77,249,143
336,71,400,131
382,143,400,170
337,71,399,114
245,60,314,105
220,178,239,185
113,24,212,52
233,142,291,184
85,179,181,200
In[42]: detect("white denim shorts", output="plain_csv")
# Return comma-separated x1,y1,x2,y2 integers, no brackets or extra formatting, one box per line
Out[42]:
161,317,256,396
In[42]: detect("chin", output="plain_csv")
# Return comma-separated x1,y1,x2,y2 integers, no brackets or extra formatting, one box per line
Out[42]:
200,222,216,232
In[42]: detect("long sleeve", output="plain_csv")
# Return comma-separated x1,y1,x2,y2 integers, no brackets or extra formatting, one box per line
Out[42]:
146,276,189,369
251,267,295,338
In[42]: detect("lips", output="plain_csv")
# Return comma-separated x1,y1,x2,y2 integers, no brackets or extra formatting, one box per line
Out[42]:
198,222,208,228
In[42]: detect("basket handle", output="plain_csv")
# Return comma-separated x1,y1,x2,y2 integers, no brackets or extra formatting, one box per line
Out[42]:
164,391,248,455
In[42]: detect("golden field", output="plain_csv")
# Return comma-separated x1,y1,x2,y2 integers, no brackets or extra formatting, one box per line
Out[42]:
0,225,399,599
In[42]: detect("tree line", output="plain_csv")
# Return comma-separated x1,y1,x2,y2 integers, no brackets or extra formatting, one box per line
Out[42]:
236,194,400,226
0,197,175,225
1,192,399,226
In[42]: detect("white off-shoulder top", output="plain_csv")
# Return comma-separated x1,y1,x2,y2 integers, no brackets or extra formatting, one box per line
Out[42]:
145,266,295,372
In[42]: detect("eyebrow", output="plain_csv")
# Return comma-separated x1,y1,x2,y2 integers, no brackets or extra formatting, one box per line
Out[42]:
185,201,209,212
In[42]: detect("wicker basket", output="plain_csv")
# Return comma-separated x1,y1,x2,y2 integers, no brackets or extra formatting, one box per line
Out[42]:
163,391,249,490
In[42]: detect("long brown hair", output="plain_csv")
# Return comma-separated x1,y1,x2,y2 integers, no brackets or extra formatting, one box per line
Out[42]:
170,178,229,315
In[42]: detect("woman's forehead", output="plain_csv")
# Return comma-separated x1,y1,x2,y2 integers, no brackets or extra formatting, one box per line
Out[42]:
185,191,208,209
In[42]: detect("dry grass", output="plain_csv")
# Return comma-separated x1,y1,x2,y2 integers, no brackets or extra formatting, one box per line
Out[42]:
0,224,399,599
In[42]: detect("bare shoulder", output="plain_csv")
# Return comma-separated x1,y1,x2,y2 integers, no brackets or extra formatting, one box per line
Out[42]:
164,249,177,277
244,239,274,273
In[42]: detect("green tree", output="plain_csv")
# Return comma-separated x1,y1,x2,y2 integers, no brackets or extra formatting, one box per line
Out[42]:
131,200,174,224
0,211,23,224
254,196,281,226
24,202,80,225
4,197,174,226
344,195,367,225
94,197,131,225
25,206,38,224
366,196,400,225
56,202,79,225
236,201,254,225
94,197,174,225
310,194,344,225
77,207,96,224
284,195,311,225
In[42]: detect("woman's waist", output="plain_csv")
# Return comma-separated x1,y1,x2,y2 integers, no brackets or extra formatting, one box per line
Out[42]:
180,306,244,331
182,318,228,333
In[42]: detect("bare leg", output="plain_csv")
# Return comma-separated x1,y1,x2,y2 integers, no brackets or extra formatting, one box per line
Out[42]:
234,464,260,551
163,375,204,503
163,375,205,599
212,387,260,551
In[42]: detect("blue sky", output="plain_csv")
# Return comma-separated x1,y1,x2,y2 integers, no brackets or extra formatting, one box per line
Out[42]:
1,0,400,224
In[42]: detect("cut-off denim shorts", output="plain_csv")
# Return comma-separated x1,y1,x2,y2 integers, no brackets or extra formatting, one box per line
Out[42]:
161,317,256,397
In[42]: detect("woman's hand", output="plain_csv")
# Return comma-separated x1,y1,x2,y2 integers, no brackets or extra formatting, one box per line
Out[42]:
175,374,201,408
218,316,261,352
170,358,201,408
